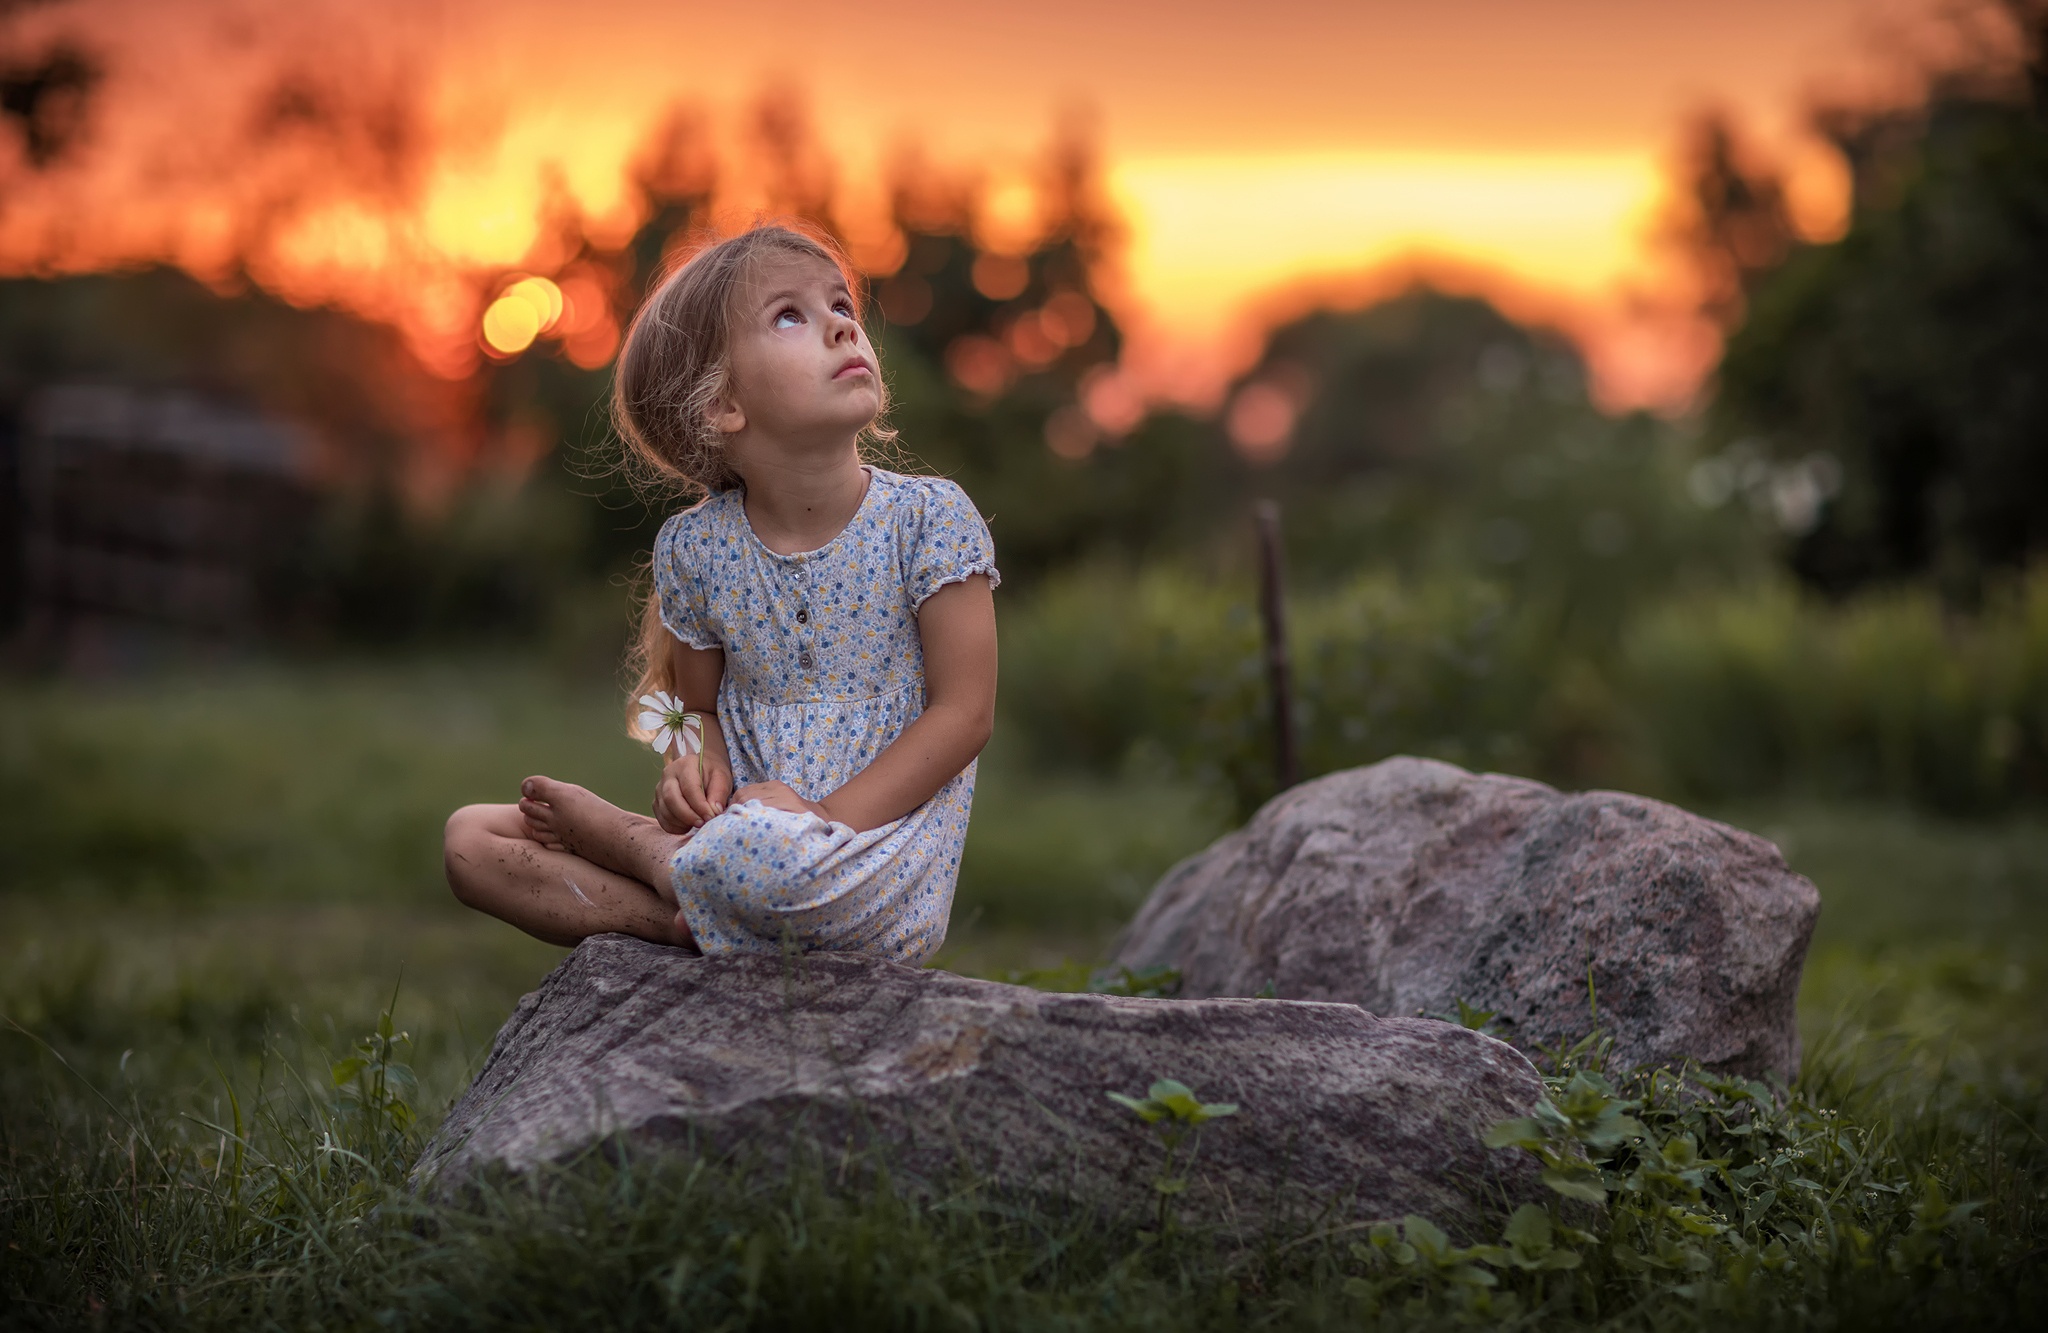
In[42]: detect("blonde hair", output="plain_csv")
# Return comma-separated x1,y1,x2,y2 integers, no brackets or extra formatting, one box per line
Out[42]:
615,221,895,730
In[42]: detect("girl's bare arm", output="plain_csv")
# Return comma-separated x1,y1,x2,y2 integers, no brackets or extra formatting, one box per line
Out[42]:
810,574,997,832
653,639,736,832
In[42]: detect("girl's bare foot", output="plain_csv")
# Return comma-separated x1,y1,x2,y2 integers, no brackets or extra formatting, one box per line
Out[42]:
445,802,695,951
518,776,690,889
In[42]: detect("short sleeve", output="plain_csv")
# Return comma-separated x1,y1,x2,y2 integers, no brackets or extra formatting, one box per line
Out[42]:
652,509,722,650
903,478,1001,609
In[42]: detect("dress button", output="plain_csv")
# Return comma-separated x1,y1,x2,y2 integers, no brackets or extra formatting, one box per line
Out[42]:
796,608,808,624
798,651,814,669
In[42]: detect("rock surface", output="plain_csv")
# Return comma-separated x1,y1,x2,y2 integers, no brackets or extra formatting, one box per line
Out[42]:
1113,757,1820,1076
414,934,1548,1238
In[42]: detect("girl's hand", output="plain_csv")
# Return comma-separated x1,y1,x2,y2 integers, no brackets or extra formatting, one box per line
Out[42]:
655,751,733,833
731,780,832,823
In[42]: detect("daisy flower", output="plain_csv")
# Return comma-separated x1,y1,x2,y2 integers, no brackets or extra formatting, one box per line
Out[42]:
636,691,704,764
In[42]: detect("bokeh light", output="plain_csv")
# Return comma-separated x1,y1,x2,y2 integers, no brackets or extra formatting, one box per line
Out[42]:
1080,366,1146,438
879,275,934,325
1044,404,1098,460
482,297,540,356
481,275,564,357
971,254,1030,301
1225,380,1300,463
976,175,1041,256
945,335,1014,397
1040,291,1097,348
1005,311,1061,367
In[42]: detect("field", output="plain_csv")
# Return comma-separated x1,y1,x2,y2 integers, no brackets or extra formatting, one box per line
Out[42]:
4,661,2047,1328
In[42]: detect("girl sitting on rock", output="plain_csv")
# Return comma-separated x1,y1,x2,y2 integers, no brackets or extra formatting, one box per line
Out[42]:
443,223,999,962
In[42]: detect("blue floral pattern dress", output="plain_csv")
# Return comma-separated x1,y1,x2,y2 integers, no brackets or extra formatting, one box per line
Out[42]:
651,468,999,963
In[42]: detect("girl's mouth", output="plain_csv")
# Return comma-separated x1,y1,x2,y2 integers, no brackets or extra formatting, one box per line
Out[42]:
834,356,874,380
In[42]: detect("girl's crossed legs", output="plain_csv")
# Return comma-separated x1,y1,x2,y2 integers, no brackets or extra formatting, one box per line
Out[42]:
443,777,696,949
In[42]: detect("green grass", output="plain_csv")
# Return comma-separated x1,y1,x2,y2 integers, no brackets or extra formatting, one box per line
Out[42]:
0,658,1223,929
3,661,2046,1327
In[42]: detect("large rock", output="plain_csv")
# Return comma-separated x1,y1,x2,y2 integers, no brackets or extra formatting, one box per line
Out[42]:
414,934,1548,1239
1113,757,1820,1076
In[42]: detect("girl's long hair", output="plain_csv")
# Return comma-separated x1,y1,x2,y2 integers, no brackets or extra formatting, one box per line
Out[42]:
613,221,896,734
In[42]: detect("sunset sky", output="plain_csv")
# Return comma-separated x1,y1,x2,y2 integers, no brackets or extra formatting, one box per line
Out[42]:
0,0,1970,409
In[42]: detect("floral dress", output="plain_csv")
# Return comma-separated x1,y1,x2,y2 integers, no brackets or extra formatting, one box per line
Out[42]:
651,468,999,963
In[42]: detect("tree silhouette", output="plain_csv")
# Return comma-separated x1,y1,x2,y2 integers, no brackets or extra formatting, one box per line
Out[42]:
1712,0,2048,598
0,42,96,168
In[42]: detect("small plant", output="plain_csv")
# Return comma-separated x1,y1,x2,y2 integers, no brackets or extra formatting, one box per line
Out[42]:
1343,1207,1581,1319
1483,1067,1646,1205
1429,996,1505,1035
1107,1077,1238,1237
330,1002,417,1136
1089,964,1183,998
1474,1048,1998,1314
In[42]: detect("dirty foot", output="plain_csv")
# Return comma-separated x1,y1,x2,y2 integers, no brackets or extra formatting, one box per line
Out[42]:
518,775,688,888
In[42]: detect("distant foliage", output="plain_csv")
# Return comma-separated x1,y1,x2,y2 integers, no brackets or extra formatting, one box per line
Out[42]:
295,480,595,646
1001,565,1555,816
1713,3,2048,596
1004,561,2048,816
1625,573,2048,810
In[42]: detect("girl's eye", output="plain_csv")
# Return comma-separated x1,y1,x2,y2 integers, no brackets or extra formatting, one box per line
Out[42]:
832,299,854,317
773,308,803,328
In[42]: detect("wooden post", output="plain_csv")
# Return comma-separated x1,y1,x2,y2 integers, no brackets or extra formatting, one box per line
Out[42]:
1254,499,1300,791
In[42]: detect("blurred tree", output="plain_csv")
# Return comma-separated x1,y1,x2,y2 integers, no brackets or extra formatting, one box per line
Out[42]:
484,105,722,581
1211,289,1752,647
0,40,96,168
2,78,1749,658
0,269,596,645
1243,290,1582,487
1665,112,1799,331
0,267,476,472
504,105,1219,587
1712,0,2048,598
860,128,1227,581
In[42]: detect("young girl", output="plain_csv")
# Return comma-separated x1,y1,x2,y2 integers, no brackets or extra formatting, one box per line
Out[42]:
442,223,999,963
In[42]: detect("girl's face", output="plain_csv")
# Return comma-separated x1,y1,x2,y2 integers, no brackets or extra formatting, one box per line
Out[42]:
719,251,879,453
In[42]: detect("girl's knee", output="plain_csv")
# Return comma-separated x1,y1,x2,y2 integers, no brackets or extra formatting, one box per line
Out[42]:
446,801,518,836
443,804,513,907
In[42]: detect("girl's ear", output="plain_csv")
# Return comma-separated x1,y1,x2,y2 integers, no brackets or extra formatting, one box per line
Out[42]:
710,390,746,437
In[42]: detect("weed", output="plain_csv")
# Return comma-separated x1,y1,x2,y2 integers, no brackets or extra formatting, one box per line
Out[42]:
1107,1077,1239,1237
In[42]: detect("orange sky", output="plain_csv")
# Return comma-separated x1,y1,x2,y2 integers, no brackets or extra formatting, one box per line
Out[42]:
0,0,1967,410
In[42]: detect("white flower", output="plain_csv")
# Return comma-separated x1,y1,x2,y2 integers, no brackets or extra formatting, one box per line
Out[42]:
636,691,704,763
